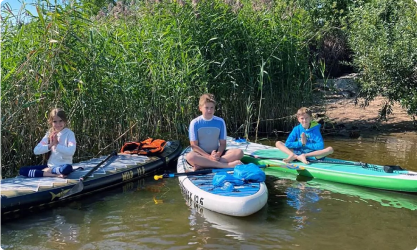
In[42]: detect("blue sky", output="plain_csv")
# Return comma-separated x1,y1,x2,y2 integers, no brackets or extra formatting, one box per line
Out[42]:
1,0,38,16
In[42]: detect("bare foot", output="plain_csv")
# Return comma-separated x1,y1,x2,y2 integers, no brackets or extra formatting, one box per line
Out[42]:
43,172,63,178
283,154,297,163
296,154,310,164
227,160,242,167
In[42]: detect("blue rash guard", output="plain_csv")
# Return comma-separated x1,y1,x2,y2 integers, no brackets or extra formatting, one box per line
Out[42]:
189,115,227,153
285,121,324,155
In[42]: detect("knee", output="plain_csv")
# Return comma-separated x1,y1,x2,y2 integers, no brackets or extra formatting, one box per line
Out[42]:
228,149,243,159
186,152,196,163
237,149,244,159
327,147,334,154
60,164,73,175
275,141,284,147
19,167,29,176
52,164,73,175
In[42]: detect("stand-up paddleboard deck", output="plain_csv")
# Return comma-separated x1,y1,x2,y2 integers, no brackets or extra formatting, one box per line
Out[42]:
1,140,182,220
226,138,417,192
177,146,268,217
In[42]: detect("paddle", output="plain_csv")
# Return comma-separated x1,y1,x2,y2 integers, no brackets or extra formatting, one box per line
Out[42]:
61,151,117,199
247,153,403,172
154,168,237,180
154,162,303,180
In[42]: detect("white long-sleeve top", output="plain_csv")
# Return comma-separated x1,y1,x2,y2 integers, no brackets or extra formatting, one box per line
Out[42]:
33,127,77,168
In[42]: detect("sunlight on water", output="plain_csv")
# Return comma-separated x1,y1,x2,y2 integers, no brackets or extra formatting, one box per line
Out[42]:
327,135,417,171
1,135,417,250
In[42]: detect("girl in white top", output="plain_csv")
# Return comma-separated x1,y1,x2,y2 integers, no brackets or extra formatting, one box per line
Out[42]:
19,108,77,178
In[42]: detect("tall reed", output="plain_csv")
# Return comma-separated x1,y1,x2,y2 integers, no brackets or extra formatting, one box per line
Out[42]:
1,0,315,177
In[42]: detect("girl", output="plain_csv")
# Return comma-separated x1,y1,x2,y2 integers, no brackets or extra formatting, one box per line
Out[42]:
19,108,77,178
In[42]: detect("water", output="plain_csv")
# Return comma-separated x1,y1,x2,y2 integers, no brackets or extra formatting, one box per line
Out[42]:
1,136,417,250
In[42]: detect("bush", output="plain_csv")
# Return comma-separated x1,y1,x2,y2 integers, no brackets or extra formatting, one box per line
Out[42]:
348,0,417,117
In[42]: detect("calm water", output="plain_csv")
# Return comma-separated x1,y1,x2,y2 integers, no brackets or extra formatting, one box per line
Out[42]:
1,135,417,250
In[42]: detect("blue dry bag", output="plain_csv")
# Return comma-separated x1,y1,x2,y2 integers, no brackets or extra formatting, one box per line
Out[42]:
233,163,266,183
212,171,244,187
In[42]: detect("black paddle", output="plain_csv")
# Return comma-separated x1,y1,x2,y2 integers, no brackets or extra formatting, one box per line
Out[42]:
247,153,404,172
154,168,236,180
61,151,117,199
154,163,299,180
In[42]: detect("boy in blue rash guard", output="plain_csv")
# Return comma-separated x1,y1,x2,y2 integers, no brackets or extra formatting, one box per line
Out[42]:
186,93,243,171
275,107,333,164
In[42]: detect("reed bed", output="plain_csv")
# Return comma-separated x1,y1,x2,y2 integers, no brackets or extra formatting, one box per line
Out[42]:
1,0,315,177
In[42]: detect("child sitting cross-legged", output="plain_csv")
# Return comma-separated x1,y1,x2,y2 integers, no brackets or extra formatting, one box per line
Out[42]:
275,107,333,164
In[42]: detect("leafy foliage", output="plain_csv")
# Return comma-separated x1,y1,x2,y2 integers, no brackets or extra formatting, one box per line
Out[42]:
348,0,417,116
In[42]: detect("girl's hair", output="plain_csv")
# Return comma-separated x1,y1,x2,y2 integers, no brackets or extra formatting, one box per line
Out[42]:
199,93,216,107
45,108,67,162
296,107,312,117
48,108,68,129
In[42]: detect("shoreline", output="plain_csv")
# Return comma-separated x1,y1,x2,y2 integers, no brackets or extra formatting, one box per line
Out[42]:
315,96,417,138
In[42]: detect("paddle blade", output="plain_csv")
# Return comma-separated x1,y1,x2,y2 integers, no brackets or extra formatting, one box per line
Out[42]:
60,180,84,199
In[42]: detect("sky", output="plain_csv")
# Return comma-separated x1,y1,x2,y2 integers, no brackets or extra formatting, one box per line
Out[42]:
1,0,38,16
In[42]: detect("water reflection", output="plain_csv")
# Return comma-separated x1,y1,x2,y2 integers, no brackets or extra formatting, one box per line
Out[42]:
184,196,270,241
285,184,323,230
183,195,299,249
1,178,178,250
1,206,84,249
269,171,417,211
1,135,416,250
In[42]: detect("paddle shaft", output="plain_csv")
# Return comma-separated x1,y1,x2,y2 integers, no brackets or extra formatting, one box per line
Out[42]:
247,154,401,169
168,168,235,177
80,151,117,181
154,165,268,180
249,154,364,165
61,151,117,199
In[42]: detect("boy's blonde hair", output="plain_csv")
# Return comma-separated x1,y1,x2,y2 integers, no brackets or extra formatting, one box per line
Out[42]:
296,107,312,117
199,93,216,107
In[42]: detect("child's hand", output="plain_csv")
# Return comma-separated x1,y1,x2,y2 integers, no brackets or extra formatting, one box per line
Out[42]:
49,132,58,147
211,150,220,161
301,132,307,146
